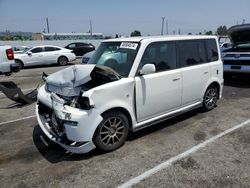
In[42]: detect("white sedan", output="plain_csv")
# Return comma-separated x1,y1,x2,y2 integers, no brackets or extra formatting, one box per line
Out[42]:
14,45,76,68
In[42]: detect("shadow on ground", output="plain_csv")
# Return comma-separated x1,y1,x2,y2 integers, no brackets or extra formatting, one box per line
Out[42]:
127,109,200,141
32,125,103,163
33,107,203,163
224,74,250,88
22,63,75,70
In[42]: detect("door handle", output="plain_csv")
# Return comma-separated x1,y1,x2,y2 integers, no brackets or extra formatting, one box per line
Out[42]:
204,71,208,74
172,78,180,81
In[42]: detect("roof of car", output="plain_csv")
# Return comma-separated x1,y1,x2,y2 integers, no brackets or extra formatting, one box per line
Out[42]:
104,35,218,43
31,45,63,48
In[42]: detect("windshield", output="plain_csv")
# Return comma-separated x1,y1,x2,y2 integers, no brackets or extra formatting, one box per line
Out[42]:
88,42,139,77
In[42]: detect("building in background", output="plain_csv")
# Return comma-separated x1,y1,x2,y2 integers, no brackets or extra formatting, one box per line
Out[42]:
32,33,44,40
32,32,103,40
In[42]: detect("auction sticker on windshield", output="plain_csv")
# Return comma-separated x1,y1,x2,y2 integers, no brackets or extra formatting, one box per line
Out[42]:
120,42,138,50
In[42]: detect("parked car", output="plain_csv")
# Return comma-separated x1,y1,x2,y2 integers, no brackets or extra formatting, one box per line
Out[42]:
14,45,76,69
36,36,223,154
12,46,30,54
220,42,232,49
65,42,95,56
0,46,19,76
222,24,250,75
81,50,95,64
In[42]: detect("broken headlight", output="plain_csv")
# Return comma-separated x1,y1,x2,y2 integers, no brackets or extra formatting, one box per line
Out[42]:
77,96,92,110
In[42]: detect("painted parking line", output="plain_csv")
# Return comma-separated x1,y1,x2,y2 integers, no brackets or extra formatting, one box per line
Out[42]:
0,115,36,126
118,119,250,188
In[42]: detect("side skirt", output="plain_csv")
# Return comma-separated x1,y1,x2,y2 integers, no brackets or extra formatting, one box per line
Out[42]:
133,102,202,132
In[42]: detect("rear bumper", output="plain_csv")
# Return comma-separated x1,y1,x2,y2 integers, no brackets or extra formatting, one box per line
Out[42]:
0,62,19,75
10,63,20,72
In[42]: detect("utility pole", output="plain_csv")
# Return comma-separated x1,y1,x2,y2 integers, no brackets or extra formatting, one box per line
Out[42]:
161,17,165,35
90,19,93,39
165,20,168,35
46,17,50,33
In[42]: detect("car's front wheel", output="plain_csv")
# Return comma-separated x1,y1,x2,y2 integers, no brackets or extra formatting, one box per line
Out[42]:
202,85,218,111
93,110,129,152
57,56,68,66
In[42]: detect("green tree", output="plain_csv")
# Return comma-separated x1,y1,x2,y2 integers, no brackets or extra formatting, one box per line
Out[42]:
216,25,228,35
130,30,141,37
205,30,213,35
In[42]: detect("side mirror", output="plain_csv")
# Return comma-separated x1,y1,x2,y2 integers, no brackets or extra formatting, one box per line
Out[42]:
139,64,156,75
27,51,32,56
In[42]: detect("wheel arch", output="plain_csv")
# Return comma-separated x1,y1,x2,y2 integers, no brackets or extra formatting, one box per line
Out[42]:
101,107,133,130
57,55,69,62
207,81,221,99
15,59,24,68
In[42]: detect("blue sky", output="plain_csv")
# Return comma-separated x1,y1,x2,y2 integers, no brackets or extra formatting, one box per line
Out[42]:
0,0,249,36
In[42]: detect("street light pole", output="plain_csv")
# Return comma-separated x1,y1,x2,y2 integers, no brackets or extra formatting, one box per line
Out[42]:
166,20,168,35
161,17,165,35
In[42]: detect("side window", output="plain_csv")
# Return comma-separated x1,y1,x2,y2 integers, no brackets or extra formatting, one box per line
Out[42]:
54,47,61,51
206,39,219,62
31,47,43,53
178,40,206,67
44,47,55,52
140,41,177,72
76,43,86,47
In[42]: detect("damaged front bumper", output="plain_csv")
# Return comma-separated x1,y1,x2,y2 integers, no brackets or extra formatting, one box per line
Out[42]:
36,86,103,154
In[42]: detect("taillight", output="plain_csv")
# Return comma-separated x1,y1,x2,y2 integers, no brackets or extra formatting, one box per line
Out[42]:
6,48,14,60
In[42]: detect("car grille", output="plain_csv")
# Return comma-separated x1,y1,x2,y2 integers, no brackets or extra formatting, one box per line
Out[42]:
223,60,250,65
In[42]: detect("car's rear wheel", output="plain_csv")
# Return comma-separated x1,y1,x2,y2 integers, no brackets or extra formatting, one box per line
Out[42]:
57,56,68,66
15,59,24,69
93,110,129,152
202,85,218,111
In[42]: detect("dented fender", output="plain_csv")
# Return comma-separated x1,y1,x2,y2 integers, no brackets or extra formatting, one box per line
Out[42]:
82,77,137,125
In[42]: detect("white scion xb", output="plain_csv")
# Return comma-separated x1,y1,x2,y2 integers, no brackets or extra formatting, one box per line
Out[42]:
36,36,223,153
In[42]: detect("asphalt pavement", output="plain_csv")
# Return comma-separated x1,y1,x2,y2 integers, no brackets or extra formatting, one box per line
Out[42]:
0,64,249,188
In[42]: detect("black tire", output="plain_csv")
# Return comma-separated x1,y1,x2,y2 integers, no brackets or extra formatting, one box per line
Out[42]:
202,85,218,111
57,56,68,66
5,73,11,76
93,110,129,152
15,59,24,69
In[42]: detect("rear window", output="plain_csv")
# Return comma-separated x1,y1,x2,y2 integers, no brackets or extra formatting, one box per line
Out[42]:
77,43,87,47
205,39,219,62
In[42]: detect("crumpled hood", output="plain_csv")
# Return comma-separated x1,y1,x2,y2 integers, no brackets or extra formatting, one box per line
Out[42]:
45,64,96,96
228,24,250,44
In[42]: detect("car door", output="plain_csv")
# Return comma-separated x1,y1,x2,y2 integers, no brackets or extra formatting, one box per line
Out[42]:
135,41,182,122
23,47,44,66
177,40,210,106
44,46,59,64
